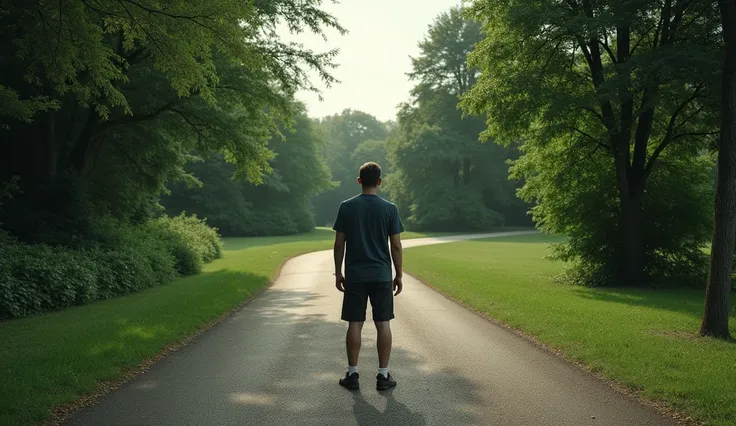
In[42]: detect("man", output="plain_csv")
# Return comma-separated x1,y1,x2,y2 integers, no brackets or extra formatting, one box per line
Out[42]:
333,162,404,391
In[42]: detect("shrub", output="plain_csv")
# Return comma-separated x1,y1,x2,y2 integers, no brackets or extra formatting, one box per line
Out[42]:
0,213,222,320
0,235,99,318
152,213,223,270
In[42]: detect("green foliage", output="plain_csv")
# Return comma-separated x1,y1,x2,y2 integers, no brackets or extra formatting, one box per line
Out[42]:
163,105,333,236
0,0,342,243
462,0,721,284
0,0,341,317
312,110,390,226
351,140,389,175
516,137,714,286
387,7,529,232
0,214,222,319
151,214,224,273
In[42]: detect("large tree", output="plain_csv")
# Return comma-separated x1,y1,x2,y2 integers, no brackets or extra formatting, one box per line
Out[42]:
388,7,528,231
462,0,721,285
701,0,736,340
0,0,342,240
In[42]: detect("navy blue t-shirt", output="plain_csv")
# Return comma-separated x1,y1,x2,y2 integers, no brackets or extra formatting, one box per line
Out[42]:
333,194,404,283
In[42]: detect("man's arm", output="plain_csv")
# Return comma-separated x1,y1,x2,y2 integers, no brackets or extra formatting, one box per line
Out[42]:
388,205,405,296
334,231,346,276
332,203,346,292
390,233,403,296
334,231,346,292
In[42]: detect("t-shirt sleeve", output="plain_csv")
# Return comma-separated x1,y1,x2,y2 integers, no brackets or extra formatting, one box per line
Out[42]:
332,203,346,233
389,205,404,236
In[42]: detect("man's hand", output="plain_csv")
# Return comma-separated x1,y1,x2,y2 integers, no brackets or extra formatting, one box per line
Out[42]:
335,273,346,292
393,276,403,296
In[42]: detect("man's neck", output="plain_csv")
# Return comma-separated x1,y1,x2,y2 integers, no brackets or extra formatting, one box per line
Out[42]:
361,187,378,195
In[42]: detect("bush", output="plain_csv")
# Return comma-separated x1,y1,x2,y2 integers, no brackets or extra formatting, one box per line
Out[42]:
151,213,223,274
0,235,100,318
0,213,223,320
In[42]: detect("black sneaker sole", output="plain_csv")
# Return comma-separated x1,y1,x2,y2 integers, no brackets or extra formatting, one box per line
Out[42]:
340,381,360,391
376,382,396,391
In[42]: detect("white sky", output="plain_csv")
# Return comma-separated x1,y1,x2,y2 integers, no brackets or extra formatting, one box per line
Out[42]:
283,0,463,122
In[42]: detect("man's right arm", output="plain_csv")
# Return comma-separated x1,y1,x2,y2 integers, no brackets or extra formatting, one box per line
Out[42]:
390,233,403,278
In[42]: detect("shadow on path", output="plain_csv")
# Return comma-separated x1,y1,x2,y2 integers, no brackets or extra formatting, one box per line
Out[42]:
352,389,427,426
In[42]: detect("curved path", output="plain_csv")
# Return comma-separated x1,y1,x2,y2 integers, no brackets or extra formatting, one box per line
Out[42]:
68,232,677,426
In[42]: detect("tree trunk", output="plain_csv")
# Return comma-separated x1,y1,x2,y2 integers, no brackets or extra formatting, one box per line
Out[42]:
701,0,736,340
621,192,645,285
463,159,471,185
68,112,100,174
612,131,646,286
47,112,57,179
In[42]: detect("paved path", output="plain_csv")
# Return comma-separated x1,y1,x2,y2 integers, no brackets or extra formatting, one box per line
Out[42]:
68,232,677,426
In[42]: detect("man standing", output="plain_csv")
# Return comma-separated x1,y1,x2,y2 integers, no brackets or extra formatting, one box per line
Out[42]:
333,162,404,391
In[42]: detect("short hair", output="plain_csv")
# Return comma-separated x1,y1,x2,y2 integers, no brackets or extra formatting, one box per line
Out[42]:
359,162,382,188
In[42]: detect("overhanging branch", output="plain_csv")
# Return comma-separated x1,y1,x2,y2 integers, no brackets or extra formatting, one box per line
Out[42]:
644,85,707,174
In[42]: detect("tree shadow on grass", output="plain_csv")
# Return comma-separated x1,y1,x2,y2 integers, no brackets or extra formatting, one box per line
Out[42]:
571,286,736,332
68,284,485,426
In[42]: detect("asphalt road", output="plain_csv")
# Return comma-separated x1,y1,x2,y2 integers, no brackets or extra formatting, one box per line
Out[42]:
68,232,678,426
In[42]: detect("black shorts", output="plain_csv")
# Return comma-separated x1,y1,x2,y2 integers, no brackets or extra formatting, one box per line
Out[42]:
341,281,395,322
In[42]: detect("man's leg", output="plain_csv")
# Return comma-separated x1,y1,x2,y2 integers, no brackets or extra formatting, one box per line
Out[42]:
369,282,397,390
375,320,392,369
340,282,367,390
346,321,364,368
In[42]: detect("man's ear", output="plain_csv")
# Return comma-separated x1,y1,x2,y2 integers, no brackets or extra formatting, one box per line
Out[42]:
357,177,363,186
377,178,383,186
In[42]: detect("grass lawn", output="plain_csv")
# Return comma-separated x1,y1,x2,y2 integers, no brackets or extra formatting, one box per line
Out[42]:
0,226,488,425
404,234,736,426
0,229,339,425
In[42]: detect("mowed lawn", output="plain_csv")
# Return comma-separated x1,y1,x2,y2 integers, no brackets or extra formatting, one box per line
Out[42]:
0,230,339,425
0,227,456,425
404,234,736,426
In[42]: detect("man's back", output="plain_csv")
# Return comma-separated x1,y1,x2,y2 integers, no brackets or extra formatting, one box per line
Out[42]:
333,194,403,284
334,162,402,392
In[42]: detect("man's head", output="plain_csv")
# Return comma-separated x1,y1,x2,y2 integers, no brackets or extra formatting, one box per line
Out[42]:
358,162,382,189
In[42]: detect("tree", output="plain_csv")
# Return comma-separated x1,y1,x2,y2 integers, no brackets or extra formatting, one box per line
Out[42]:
163,103,334,236
0,0,343,241
351,140,390,176
312,110,389,226
462,0,721,285
387,7,528,231
701,0,736,340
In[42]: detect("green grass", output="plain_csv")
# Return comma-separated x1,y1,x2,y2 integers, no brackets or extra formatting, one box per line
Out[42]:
0,230,338,426
404,234,736,426
0,226,490,425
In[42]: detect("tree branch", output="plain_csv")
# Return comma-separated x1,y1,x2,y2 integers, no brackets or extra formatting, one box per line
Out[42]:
677,102,707,128
98,101,177,132
644,85,705,174
672,131,719,140
578,106,607,126
569,126,611,150
598,39,617,64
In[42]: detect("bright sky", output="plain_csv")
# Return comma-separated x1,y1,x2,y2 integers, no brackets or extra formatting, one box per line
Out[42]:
284,0,463,122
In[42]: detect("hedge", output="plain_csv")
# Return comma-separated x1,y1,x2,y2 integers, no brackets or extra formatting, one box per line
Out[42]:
0,214,223,319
